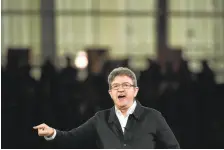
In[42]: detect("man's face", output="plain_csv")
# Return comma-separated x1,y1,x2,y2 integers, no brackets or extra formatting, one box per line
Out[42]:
108,75,139,109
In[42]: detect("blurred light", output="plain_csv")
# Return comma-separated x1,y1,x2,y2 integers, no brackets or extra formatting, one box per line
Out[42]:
188,61,202,73
75,51,88,69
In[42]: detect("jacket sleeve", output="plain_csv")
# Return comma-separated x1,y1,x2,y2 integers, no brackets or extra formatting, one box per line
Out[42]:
155,113,180,149
53,115,97,147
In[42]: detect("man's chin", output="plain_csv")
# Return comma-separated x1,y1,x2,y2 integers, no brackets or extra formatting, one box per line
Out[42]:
117,101,129,108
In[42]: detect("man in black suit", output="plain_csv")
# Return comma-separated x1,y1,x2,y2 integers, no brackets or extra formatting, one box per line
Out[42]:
34,67,180,148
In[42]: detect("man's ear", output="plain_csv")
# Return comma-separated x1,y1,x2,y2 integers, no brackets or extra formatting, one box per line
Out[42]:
108,90,112,98
134,87,139,97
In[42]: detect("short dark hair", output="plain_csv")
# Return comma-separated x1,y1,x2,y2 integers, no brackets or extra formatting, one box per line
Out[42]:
108,67,137,89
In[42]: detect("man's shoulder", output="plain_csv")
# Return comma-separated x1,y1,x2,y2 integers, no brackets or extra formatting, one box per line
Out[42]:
94,108,112,118
141,105,162,116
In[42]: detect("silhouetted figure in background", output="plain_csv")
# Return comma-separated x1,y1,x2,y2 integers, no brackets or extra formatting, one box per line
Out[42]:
17,64,38,148
57,56,80,130
2,61,22,148
83,72,112,112
198,60,215,87
37,58,58,129
196,60,217,148
173,60,198,148
156,62,179,141
177,60,193,86
138,59,161,108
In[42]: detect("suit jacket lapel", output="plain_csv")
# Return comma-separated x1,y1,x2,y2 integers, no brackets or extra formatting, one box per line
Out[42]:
108,101,145,140
108,107,124,139
124,101,145,140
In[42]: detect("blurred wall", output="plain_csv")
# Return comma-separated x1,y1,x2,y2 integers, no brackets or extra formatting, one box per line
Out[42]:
1,0,224,83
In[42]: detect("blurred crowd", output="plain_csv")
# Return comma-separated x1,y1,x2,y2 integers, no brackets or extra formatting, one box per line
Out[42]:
1,56,224,149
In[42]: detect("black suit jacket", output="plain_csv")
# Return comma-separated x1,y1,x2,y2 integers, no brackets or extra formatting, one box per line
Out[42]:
53,101,180,149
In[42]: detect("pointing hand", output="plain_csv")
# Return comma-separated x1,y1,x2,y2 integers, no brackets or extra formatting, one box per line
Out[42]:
33,123,55,137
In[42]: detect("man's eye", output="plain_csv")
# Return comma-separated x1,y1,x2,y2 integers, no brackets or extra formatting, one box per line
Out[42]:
123,83,129,87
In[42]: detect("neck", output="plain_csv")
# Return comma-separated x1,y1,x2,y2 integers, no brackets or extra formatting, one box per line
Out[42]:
117,101,134,116
120,108,128,116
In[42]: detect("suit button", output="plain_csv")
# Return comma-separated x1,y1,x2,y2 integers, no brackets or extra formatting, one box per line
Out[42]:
123,144,127,146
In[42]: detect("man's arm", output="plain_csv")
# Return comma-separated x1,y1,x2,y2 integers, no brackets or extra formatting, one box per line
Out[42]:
53,116,97,145
155,113,180,149
34,115,97,147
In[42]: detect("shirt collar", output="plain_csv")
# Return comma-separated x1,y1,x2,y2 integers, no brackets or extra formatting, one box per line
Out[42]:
114,100,137,117
108,100,144,123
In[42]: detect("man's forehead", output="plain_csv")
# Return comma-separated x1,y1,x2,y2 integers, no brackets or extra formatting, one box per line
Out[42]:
112,75,133,84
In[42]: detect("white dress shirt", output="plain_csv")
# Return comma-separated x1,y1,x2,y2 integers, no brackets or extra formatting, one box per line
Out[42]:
115,100,137,133
45,100,137,140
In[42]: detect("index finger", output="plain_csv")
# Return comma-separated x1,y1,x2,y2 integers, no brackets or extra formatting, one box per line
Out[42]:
33,124,46,129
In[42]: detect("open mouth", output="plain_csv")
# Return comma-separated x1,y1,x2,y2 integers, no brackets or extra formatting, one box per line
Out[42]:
118,95,126,100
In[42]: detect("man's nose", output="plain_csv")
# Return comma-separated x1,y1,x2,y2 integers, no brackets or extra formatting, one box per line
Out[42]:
117,85,125,91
